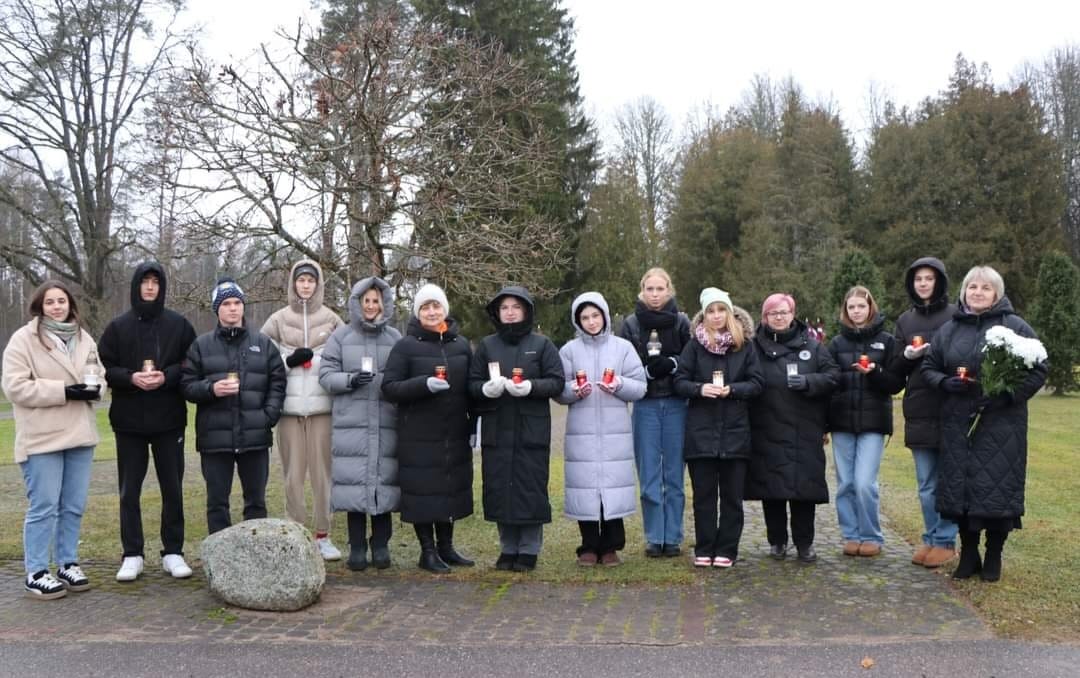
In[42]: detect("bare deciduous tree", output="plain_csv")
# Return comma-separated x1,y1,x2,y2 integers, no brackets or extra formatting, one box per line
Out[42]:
0,0,184,330
168,4,567,306
613,96,674,258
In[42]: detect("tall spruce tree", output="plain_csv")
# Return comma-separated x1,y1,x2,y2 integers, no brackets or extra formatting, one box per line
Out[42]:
1031,252,1080,394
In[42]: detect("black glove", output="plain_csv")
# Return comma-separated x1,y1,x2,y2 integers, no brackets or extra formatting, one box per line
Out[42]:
787,374,808,391
65,384,99,401
646,354,676,378
349,371,374,389
976,392,1012,412
286,348,314,368
941,377,971,394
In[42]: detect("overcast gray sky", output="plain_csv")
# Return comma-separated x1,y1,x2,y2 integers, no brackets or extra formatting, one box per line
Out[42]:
185,0,1080,149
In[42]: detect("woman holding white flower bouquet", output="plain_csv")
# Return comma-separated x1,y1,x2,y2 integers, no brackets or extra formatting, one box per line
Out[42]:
921,266,1047,583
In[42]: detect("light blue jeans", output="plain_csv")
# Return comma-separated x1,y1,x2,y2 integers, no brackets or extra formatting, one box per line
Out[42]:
632,397,687,546
19,446,95,575
911,447,958,548
832,433,884,545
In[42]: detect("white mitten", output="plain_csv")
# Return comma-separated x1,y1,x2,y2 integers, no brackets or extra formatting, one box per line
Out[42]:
482,377,507,398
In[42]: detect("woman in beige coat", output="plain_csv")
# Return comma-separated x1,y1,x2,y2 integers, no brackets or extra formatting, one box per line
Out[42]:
261,260,344,559
2,281,101,600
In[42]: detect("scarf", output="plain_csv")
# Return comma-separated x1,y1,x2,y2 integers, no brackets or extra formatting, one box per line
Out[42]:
695,324,734,355
634,298,683,356
41,317,80,355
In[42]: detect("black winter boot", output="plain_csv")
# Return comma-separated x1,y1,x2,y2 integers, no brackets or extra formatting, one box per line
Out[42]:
370,545,391,570
980,530,1007,582
512,553,538,572
346,541,368,571
415,523,450,574
952,530,982,580
435,521,475,567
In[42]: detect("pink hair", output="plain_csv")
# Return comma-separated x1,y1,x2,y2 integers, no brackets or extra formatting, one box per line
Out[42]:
761,293,796,324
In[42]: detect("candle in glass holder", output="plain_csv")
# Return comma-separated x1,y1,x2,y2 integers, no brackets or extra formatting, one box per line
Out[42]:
142,359,155,373
226,371,239,383
858,354,870,369
360,356,374,373
602,368,615,385
786,363,799,377
956,365,968,381
511,368,524,384
575,370,588,387
712,370,725,388
488,362,501,380
911,335,925,348
434,365,447,380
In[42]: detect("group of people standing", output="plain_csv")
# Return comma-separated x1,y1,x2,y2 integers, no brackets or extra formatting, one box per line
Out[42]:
3,254,1045,600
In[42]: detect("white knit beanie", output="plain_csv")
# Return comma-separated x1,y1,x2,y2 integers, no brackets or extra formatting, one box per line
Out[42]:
699,287,733,314
413,283,450,318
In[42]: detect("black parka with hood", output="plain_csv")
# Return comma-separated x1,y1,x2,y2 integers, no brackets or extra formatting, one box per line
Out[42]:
467,286,564,525
99,262,197,435
827,314,905,434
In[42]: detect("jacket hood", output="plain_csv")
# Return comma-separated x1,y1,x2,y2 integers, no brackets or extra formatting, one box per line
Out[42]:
287,259,326,313
348,276,395,332
840,312,887,340
755,317,811,349
690,305,755,337
570,292,611,338
407,314,460,341
486,285,535,343
130,261,167,319
905,256,950,313
957,294,1016,321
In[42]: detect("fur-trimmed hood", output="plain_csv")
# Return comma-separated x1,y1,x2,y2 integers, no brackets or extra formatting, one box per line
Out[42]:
690,305,755,338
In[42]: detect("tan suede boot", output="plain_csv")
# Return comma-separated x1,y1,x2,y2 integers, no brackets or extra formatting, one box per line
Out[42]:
922,546,957,568
912,544,932,565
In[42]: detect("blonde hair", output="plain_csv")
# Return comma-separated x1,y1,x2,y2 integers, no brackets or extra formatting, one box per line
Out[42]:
638,267,675,302
839,285,879,328
960,266,1005,307
704,301,746,350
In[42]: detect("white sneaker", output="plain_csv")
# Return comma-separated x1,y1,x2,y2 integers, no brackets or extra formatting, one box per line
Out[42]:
116,556,144,582
162,554,193,579
317,537,342,561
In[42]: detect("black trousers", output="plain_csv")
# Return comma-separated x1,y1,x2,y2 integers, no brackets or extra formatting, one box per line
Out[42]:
688,458,747,559
762,499,817,548
577,505,625,556
347,512,393,548
116,429,186,557
200,449,269,534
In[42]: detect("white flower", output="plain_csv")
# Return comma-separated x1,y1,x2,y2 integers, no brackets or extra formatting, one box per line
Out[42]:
982,325,1047,368
984,325,1011,347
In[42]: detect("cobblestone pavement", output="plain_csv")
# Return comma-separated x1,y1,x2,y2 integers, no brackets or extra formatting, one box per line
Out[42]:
0,502,987,647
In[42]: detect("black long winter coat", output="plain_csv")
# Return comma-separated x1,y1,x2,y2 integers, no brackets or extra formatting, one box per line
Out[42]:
827,315,905,434
889,257,958,449
381,317,474,524
99,262,196,435
745,321,840,503
673,315,764,461
181,324,287,453
920,297,1047,520
468,287,564,525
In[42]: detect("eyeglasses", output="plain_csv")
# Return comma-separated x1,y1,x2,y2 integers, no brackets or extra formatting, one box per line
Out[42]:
765,310,793,318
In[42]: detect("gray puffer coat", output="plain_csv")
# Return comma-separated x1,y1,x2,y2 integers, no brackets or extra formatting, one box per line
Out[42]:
555,293,647,521
319,278,402,515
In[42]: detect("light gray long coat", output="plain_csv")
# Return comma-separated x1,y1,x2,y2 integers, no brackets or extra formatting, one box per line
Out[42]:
319,277,402,515
556,292,647,521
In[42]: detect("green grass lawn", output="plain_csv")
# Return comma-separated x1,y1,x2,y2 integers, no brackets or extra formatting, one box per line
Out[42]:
0,396,1076,640
879,394,1080,642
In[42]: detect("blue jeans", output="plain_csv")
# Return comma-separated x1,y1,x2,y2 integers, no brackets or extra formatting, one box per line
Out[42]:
911,447,957,548
832,433,884,545
632,397,687,546
19,446,95,574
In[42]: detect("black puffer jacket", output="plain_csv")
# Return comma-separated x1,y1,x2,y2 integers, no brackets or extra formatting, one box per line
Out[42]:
746,320,840,503
381,316,474,524
468,286,563,525
920,297,1047,519
890,257,958,448
827,315,904,434
99,262,196,435
673,309,764,461
619,298,692,399
181,324,286,453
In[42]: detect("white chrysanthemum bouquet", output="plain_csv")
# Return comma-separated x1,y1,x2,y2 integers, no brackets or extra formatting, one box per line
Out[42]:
968,325,1048,438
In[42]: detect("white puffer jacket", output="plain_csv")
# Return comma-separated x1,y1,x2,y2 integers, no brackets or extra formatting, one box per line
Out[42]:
260,260,344,417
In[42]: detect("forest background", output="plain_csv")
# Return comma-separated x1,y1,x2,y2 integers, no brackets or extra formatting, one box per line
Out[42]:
1,0,1078,391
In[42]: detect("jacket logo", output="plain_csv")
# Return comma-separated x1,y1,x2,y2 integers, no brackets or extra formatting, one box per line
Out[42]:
870,342,885,350
799,350,812,360
525,351,537,355
249,345,261,352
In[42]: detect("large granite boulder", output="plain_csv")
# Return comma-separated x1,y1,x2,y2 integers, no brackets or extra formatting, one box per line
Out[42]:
201,518,325,611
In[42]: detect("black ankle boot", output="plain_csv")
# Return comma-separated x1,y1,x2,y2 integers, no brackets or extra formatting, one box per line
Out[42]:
512,553,537,572
435,521,475,567
416,523,450,574
370,544,391,570
980,531,1007,582
346,542,368,571
953,530,982,579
